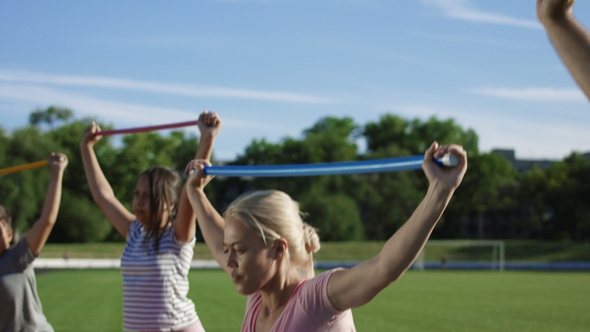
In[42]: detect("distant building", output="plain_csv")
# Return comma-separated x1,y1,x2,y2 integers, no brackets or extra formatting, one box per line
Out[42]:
492,148,590,172
491,149,556,173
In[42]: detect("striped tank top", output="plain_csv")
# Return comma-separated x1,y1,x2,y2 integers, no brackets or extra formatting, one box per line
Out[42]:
121,220,199,331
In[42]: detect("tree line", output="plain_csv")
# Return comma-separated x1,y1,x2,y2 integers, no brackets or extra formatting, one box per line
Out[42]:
1,107,589,243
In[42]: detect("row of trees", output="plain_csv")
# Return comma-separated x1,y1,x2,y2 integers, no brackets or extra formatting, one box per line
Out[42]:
1,107,589,243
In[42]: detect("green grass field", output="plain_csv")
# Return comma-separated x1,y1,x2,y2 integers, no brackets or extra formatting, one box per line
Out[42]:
37,269,590,332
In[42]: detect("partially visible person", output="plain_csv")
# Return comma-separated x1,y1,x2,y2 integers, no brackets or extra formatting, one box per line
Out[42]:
0,153,68,332
186,142,467,332
537,0,590,100
80,111,221,332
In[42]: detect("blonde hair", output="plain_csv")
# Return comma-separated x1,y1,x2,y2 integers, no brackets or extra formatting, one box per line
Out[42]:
223,190,320,278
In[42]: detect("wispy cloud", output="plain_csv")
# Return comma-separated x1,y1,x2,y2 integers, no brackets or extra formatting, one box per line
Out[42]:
0,84,198,125
423,0,542,29
382,100,590,159
475,114,590,159
0,70,337,104
0,84,277,133
468,87,586,101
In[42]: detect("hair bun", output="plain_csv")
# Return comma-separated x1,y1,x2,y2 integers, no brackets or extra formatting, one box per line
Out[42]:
303,223,320,253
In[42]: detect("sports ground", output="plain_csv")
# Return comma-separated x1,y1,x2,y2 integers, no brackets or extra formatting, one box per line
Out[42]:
37,269,590,331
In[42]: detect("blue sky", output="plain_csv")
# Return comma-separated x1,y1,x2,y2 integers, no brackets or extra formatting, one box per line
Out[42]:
1,0,589,161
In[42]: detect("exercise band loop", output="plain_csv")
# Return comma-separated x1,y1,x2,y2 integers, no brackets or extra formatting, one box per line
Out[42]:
204,154,457,177
98,120,198,136
0,160,49,176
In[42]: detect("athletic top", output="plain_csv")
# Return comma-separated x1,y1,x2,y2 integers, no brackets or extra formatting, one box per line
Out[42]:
121,220,199,331
241,269,356,332
0,237,54,332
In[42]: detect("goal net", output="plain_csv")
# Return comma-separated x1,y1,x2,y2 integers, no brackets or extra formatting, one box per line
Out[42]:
413,240,505,271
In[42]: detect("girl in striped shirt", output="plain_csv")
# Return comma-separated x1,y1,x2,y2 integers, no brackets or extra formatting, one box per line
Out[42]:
80,111,222,332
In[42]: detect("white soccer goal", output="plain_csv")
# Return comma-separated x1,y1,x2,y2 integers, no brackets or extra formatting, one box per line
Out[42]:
413,240,505,271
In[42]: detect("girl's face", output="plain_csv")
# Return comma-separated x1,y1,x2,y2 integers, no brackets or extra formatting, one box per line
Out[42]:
133,176,151,226
223,217,279,295
0,222,13,256
133,176,174,228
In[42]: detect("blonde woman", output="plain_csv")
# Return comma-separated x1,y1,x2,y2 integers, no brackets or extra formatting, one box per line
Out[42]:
185,142,467,332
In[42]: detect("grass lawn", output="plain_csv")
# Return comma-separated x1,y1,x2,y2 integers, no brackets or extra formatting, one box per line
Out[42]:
37,269,590,332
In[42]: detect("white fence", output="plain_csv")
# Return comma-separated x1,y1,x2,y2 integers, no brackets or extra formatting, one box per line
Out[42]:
34,259,221,269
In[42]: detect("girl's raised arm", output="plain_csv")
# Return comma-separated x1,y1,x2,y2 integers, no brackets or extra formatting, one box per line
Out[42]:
185,160,228,272
326,142,468,311
80,122,135,237
537,0,590,101
175,111,222,243
25,153,68,256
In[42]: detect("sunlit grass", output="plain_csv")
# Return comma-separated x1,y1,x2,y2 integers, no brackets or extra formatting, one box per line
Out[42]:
37,269,590,332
